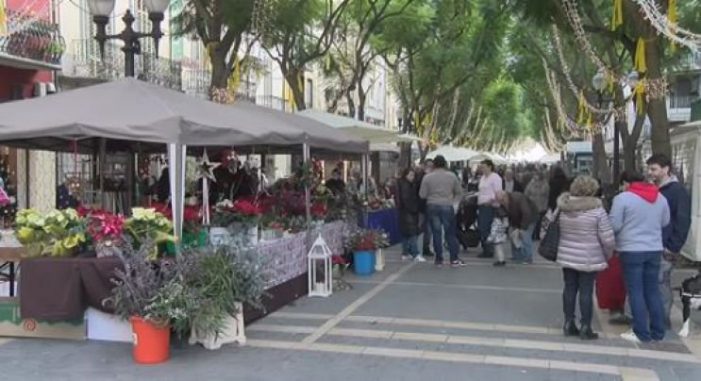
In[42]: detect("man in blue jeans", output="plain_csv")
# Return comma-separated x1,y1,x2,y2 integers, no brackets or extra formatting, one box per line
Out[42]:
610,171,670,343
419,155,466,267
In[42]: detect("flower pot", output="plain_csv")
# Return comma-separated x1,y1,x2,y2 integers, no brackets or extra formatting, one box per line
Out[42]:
95,239,122,258
130,316,170,365
188,303,246,350
353,250,376,276
209,227,231,246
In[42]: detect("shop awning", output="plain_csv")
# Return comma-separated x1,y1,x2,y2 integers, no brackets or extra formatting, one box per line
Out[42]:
0,77,368,154
296,109,407,144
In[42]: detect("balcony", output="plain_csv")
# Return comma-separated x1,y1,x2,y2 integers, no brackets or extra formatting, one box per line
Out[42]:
667,94,695,123
0,9,64,71
63,39,182,91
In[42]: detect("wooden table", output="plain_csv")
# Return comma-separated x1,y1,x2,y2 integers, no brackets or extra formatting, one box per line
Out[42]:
0,247,24,297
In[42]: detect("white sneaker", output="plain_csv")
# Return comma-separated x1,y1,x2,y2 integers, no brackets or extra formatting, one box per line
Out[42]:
414,255,427,263
401,255,411,261
620,330,641,344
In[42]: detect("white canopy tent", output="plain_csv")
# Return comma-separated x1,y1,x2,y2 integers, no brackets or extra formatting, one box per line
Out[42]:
468,152,509,165
296,109,410,144
425,146,480,162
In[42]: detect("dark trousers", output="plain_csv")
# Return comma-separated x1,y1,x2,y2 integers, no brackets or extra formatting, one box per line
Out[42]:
427,204,460,262
562,268,597,327
477,205,495,256
420,213,432,254
620,251,666,342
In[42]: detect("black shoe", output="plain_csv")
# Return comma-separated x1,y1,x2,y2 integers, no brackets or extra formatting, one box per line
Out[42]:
493,261,506,267
423,251,435,257
563,321,580,337
579,326,599,340
609,314,632,326
477,253,493,258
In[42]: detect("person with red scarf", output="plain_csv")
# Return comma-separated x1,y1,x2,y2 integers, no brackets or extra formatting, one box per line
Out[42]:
610,171,670,344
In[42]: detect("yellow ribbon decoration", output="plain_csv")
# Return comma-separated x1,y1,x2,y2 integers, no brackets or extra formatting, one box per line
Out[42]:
227,57,241,102
586,110,593,132
611,0,623,31
634,38,647,73
635,81,646,115
669,0,677,52
0,0,7,36
577,91,586,125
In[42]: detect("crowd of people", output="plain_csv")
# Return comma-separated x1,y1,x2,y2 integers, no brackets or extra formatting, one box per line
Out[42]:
392,153,691,344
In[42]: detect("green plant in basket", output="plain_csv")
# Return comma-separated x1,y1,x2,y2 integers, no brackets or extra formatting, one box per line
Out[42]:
345,228,389,252
15,208,86,257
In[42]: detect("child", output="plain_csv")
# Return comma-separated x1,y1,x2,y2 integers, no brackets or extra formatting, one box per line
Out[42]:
488,206,509,266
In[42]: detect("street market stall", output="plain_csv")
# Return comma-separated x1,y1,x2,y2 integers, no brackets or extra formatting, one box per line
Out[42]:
0,78,370,350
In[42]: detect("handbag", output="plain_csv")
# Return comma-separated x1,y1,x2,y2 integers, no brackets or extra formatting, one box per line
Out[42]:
538,210,560,262
596,255,626,310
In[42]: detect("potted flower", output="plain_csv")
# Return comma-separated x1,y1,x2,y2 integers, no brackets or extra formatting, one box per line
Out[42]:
210,200,237,245
86,211,125,258
230,199,262,243
187,245,267,350
345,228,389,276
15,208,86,257
105,245,193,364
259,213,285,241
124,208,172,258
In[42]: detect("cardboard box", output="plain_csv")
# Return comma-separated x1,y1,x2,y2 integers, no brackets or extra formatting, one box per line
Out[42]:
85,307,132,343
0,297,85,340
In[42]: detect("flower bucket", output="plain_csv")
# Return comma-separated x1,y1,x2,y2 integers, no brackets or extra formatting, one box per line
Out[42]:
209,227,231,246
353,250,375,276
130,316,170,365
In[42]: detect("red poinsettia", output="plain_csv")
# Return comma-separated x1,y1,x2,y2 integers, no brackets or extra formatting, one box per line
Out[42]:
86,211,125,242
310,202,328,218
233,199,263,216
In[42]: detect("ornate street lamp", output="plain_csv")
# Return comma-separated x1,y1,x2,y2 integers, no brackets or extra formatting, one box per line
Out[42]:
592,71,620,182
87,0,170,77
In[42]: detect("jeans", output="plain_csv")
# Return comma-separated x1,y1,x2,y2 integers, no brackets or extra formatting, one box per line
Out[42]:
511,223,536,262
420,213,432,254
402,235,419,258
478,205,495,256
427,204,460,262
658,257,674,329
562,268,597,327
620,251,666,342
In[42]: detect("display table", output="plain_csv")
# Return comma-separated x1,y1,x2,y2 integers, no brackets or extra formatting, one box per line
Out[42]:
362,208,401,246
0,247,23,297
19,257,122,321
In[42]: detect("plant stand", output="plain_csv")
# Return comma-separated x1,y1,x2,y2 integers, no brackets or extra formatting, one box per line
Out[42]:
375,248,385,271
188,303,246,350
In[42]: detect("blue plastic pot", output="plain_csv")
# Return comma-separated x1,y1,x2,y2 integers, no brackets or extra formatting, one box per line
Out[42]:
353,250,376,276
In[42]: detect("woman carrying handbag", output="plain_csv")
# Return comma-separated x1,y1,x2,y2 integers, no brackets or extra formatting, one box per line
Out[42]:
554,176,616,340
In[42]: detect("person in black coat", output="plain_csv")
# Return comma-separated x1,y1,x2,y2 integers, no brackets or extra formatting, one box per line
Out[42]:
397,168,425,262
547,166,570,212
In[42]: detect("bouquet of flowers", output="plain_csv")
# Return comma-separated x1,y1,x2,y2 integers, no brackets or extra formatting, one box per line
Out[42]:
212,199,262,228
15,208,86,257
86,211,126,257
344,228,389,252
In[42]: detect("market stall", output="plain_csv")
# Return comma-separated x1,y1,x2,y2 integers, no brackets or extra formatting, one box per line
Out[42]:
0,78,370,338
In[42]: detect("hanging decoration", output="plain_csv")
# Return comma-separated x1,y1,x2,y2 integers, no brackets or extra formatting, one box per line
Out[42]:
543,60,584,137
196,149,220,226
561,0,615,78
668,0,677,51
632,0,701,52
0,0,7,36
634,81,646,115
634,38,647,73
611,0,624,31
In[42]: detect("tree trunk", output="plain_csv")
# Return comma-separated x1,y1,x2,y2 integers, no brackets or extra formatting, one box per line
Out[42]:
209,51,229,100
643,40,671,157
357,88,367,121
398,142,412,169
345,91,356,118
592,132,612,185
284,70,307,111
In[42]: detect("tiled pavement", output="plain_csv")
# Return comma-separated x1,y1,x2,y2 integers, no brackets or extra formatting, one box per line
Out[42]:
1,246,701,380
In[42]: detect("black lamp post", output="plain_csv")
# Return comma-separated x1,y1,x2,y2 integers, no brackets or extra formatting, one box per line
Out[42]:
592,71,619,183
87,0,170,77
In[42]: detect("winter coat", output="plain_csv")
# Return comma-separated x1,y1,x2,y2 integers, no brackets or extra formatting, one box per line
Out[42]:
504,192,538,229
659,178,691,253
524,178,550,212
556,193,615,272
548,175,570,211
397,178,420,237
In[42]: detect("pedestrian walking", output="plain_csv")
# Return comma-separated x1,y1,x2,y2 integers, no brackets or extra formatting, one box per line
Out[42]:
495,190,538,263
416,160,434,257
610,171,670,343
397,168,425,263
419,155,465,267
556,176,616,340
646,154,692,329
524,171,549,240
477,159,502,258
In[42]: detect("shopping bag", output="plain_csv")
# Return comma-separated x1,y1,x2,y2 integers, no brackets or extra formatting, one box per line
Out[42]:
596,255,626,310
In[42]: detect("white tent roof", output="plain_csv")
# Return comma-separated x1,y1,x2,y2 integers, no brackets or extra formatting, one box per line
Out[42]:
426,146,480,162
296,109,407,143
468,152,509,165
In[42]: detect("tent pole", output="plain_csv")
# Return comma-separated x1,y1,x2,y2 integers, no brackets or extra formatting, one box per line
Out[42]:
168,143,186,254
99,138,106,210
362,154,369,227
302,143,311,226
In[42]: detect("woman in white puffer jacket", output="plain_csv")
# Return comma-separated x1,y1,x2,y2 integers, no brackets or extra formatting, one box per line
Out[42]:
556,175,616,340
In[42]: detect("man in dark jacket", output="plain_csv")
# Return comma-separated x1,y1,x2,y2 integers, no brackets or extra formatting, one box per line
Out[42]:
646,154,692,329
416,160,434,257
496,190,538,264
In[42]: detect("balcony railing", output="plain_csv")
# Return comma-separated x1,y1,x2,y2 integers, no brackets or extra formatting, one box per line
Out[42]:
669,94,695,109
0,9,65,67
67,39,182,91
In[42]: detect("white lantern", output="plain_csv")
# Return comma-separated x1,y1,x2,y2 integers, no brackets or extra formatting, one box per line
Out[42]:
308,234,333,297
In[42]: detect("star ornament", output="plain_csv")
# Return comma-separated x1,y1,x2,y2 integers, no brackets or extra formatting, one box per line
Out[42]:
196,150,221,182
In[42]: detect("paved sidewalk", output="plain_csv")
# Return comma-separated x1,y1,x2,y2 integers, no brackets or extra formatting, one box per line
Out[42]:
1,246,701,381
